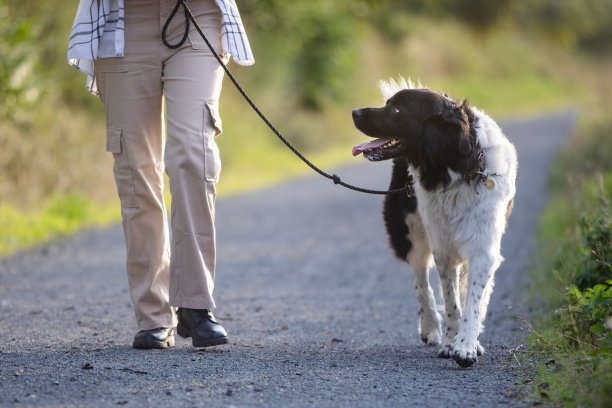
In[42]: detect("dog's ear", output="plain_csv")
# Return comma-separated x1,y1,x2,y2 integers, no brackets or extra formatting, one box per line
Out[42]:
454,100,475,155
422,105,472,164
422,115,447,165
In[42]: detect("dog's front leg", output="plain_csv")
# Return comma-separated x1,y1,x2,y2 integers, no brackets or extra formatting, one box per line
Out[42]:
406,215,442,345
451,252,501,368
410,254,442,345
435,256,462,358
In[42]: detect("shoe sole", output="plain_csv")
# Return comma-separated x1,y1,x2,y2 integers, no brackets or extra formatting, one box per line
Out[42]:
176,324,229,348
133,336,175,349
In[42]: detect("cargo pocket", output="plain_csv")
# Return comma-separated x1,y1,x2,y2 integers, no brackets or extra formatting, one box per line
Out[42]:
203,101,222,183
206,101,223,136
106,127,139,208
93,59,129,101
188,30,210,51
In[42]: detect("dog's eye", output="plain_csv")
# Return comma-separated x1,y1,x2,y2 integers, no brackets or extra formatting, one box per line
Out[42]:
392,106,400,113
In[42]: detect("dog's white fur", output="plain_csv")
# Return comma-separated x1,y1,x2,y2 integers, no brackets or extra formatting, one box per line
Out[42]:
382,78,518,364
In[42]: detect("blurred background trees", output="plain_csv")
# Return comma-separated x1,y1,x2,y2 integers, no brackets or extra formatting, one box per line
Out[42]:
2,0,611,119
237,0,612,110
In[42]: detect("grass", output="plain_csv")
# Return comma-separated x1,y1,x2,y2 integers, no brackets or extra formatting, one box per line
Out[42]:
517,112,612,407
0,194,119,255
0,13,603,257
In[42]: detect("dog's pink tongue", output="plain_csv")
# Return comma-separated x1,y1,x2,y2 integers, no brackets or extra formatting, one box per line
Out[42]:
352,138,393,156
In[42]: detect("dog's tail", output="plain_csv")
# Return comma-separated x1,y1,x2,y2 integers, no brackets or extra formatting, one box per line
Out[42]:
383,158,417,261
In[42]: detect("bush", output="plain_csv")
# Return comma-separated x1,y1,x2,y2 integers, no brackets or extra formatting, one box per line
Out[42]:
523,112,612,407
553,183,612,356
557,282,612,353
572,198,612,290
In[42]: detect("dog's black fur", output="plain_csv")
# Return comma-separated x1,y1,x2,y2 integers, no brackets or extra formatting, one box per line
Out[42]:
382,158,416,260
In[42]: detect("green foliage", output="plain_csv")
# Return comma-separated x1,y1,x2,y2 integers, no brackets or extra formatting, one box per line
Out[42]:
0,194,119,256
0,6,43,123
573,203,612,290
363,0,612,50
523,113,612,407
514,0,612,51
549,114,612,192
293,10,357,110
446,0,517,31
525,280,612,407
239,0,364,111
557,282,612,353
238,0,612,110
525,346,612,407
370,0,517,30
539,114,612,295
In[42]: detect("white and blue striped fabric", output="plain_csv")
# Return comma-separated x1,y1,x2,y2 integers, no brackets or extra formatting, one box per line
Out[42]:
216,0,254,65
67,0,254,94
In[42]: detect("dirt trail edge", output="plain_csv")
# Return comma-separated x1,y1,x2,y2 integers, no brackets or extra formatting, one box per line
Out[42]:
0,111,575,407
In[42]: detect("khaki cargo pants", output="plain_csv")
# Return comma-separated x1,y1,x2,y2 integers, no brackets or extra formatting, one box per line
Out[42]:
95,0,228,330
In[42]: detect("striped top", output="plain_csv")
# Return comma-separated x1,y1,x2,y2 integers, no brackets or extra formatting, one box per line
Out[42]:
67,0,254,94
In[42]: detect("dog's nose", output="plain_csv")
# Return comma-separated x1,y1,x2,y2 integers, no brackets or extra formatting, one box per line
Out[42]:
352,109,363,120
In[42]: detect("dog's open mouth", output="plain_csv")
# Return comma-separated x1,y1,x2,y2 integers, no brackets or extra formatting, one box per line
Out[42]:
352,138,405,161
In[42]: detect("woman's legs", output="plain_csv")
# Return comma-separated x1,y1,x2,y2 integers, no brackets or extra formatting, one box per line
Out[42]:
94,0,226,334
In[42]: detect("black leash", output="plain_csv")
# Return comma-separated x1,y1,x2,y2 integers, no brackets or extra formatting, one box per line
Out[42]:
162,0,414,196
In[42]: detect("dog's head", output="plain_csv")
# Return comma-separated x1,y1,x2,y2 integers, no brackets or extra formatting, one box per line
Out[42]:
352,82,477,171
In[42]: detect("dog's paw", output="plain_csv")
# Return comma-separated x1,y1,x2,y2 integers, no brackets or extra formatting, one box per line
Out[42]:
419,312,442,345
420,319,442,345
421,329,442,345
437,344,453,358
477,341,485,356
451,348,478,368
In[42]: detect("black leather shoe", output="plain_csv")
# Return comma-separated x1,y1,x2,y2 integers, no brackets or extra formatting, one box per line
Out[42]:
177,308,229,347
133,327,175,349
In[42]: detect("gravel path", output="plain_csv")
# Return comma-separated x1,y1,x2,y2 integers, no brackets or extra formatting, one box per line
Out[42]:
0,111,575,407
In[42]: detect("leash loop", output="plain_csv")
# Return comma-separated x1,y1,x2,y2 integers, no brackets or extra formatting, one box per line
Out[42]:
162,0,413,196
162,0,190,49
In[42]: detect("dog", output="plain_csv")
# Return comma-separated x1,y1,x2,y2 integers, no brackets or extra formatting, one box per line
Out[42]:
352,78,517,368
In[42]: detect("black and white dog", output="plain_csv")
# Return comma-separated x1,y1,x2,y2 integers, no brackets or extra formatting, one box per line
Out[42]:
352,78,517,368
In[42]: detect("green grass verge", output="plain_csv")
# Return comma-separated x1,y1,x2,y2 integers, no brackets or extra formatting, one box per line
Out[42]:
0,194,119,256
518,113,612,407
